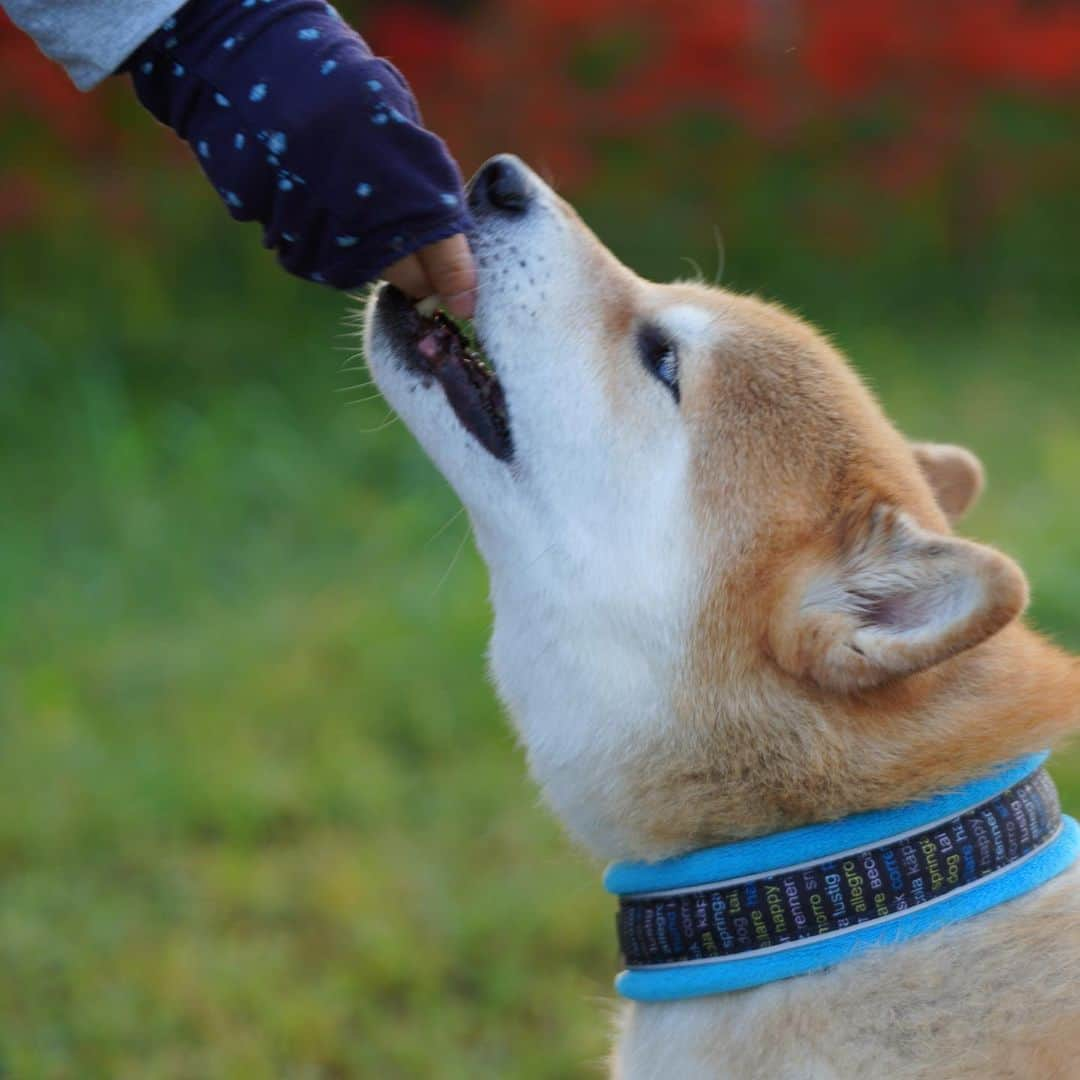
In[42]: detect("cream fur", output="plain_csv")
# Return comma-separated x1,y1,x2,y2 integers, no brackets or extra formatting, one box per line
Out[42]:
365,155,1080,1078
614,862,1080,1080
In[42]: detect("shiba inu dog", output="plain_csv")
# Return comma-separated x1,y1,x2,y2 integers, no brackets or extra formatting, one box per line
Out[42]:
365,155,1080,1079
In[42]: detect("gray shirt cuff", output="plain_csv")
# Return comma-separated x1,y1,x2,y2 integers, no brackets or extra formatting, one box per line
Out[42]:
2,0,188,89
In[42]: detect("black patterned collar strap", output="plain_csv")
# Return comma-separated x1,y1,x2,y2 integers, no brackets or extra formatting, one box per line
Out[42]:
604,753,1080,1002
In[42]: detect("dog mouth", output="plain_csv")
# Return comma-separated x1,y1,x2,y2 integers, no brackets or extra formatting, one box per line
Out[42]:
376,284,513,462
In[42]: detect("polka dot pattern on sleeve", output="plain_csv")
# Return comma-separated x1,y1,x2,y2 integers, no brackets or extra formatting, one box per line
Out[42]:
125,0,471,288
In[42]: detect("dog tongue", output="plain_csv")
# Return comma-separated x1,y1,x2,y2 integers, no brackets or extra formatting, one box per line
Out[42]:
417,320,462,363
417,331,442,360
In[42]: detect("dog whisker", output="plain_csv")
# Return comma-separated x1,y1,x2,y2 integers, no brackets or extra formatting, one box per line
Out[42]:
342,397,383,407
712,225,726,284
679,255,706,284
425,506,467,548
430,517,473,597
352,409,400,429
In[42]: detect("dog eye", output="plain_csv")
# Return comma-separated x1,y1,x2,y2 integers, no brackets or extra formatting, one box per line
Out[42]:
638,324,680,403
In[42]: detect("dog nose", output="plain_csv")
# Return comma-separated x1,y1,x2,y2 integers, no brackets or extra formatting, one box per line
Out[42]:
469,155,531,214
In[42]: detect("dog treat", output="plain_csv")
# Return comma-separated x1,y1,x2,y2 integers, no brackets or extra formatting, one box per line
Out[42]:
414,296,441,318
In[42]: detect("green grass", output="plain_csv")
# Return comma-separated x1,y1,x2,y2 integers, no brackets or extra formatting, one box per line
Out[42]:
1,217,1079,1077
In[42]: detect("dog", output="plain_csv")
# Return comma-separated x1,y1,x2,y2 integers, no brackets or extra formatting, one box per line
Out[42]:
365,155,1080,1078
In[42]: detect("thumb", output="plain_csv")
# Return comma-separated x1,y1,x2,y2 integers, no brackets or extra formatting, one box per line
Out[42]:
381,253,433,299
418,234,477,318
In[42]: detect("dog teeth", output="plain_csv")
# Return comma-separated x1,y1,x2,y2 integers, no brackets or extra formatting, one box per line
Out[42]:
416,306,506,436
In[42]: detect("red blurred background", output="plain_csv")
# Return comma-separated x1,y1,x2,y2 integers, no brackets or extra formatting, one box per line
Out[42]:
3,0,1078,285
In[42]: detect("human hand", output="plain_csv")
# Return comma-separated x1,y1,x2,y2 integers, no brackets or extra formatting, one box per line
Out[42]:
382,233,476,319
126,0,474,298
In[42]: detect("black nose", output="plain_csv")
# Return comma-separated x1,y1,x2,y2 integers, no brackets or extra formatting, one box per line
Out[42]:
469,155,531,214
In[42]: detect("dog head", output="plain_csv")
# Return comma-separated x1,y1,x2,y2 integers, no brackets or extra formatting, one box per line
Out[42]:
366,156,1050,858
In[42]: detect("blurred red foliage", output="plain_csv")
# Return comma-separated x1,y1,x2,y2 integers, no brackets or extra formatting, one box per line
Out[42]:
369,1,1078,155
0,10,111,150
1,0,1078,234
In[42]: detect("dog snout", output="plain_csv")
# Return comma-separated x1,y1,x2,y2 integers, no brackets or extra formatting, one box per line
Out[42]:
469,154,532,215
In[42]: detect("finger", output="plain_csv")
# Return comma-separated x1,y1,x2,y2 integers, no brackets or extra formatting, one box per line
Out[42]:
418,234,477,318
381,254,433,299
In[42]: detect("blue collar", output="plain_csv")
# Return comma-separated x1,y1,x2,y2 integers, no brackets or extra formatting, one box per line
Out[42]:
604,752,1080,1002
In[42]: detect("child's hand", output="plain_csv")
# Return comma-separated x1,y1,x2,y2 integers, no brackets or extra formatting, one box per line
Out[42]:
382,234,476,319
124,0,474,297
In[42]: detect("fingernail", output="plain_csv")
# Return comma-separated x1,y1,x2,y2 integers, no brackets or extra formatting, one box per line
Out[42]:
443,291,475,319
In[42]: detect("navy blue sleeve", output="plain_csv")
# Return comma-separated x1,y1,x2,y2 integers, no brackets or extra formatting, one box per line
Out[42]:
123,0,472,288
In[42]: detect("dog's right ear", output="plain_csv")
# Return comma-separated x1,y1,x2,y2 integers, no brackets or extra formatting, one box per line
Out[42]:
911,442,984,523
769,503,1027,693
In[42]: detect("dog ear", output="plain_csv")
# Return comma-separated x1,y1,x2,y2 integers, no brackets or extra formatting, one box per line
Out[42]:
770,504,1027,693
911,442,984,523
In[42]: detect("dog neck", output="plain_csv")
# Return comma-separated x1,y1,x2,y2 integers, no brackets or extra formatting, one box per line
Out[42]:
487,542,1080,863
488,572,1080,1000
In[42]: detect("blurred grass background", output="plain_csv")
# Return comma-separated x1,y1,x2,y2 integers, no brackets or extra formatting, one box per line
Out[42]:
2,1,1080,1076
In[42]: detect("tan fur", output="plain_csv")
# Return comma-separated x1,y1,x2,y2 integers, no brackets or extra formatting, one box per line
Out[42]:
596,284,1080,852
912,442,985,523
367,163,1080,1077
767,503,1029,691
597,284,1080,1076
